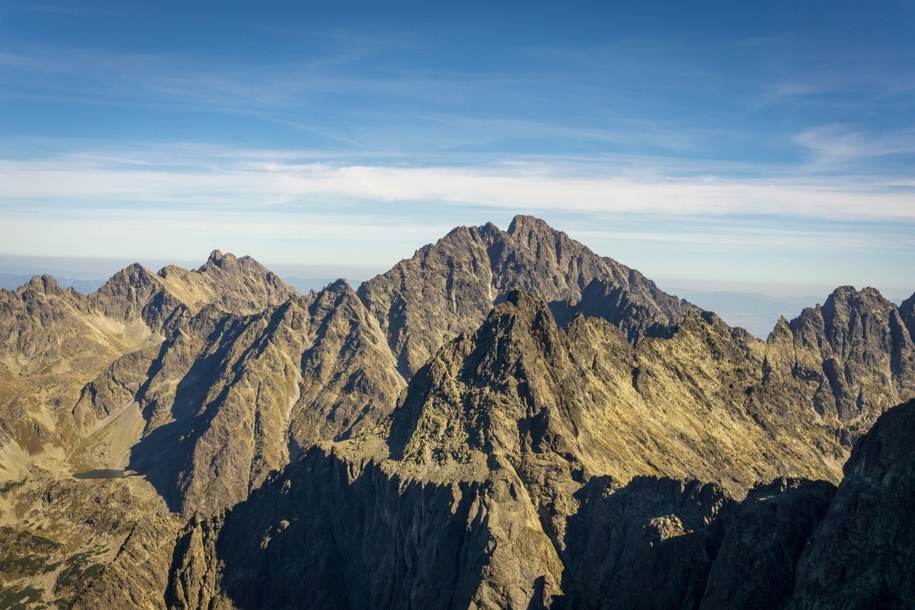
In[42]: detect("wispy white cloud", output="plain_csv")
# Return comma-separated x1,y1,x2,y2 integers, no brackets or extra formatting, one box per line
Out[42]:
0,148,913,220
793,125,915,171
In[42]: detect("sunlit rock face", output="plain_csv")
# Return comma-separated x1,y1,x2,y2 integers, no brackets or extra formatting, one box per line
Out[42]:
2,217,914,609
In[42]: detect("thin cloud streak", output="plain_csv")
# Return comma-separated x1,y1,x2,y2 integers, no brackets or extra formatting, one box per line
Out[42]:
1,154,914,221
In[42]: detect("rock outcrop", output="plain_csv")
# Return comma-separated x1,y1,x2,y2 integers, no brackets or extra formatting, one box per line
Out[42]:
765,286,915,447
790,399,915,609
358,215,696,378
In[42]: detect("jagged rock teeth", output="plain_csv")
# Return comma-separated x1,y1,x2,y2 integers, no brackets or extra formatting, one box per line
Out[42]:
2,217,915,609
358,215,698,379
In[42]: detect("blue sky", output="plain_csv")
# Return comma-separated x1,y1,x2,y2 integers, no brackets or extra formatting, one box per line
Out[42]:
1,0,914,299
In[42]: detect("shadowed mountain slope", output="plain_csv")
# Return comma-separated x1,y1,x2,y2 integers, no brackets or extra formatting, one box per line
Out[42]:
790,398,915,609
74,281,403,515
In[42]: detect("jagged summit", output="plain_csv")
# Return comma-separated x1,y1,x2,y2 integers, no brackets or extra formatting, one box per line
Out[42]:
322,277,354,294
203,248,233,266
14,273,62,295
506,213,557,234
358,215,698,378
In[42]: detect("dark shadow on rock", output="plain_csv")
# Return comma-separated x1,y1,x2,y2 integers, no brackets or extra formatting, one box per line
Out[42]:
526,576,547,610
556,476,837,610
559,476,732,610
128,305,288,512
700,478,835,610
184,448,492,610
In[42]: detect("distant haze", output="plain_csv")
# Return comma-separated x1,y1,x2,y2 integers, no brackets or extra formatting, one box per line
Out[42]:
5,248,910,341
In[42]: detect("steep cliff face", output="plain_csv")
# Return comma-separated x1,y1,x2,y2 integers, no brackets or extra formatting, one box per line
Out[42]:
389,291,842,498
558,476,837,610
790,399,915,609
358,215,696,378
561,476,731,609
72,281,403,516
166,451,540,610
700,478,836,610
765,286,915,447
899,290,915,350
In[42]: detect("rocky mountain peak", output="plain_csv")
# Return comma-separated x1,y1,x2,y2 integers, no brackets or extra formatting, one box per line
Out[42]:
764,284,915,434
359,216,698,378
90,263,166,321
96,263,158,291
322,277,353,295
821,284,894,318
788,284,907,349
899,290,915,341
16,274,62,295
506,213,552,237
200,248,237,271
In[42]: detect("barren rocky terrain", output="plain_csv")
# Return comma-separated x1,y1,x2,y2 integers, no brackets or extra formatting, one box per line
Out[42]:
1,216,913,609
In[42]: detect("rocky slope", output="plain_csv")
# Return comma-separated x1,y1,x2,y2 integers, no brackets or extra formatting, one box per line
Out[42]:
159,292,913,609
358,215,696,378
2,218,915,608
0,253,295,484
72,280,403,516
765,285,915,446
385,291,841,495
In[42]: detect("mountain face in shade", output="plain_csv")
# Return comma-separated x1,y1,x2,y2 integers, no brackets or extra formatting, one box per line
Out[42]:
789,398,915,609
2,217,915,609
898,291,915,354
358,215,697,378
72,280,403,516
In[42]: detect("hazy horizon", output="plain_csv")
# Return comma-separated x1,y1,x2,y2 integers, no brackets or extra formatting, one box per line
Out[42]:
3,235,912,340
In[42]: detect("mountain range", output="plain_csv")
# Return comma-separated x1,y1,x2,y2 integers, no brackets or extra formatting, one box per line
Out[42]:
1,216,914,609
